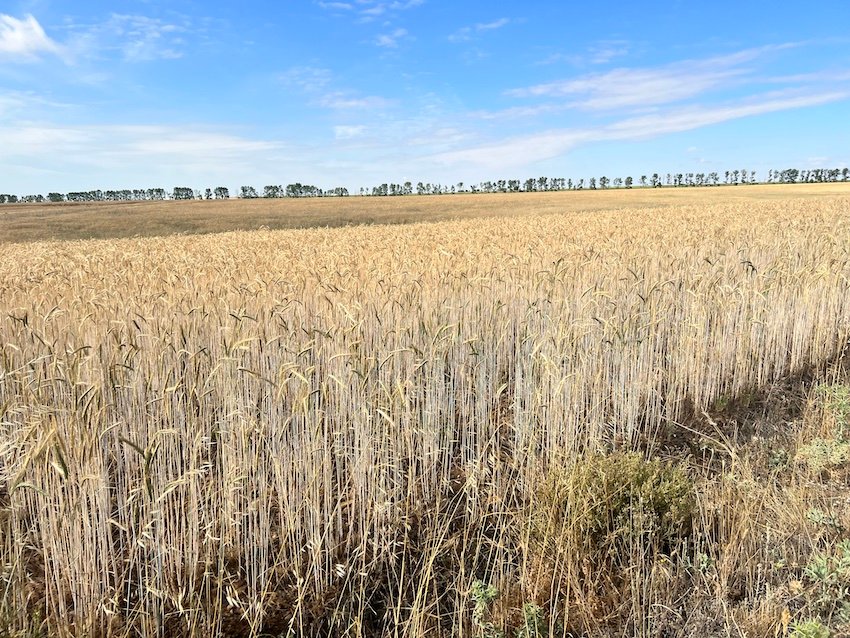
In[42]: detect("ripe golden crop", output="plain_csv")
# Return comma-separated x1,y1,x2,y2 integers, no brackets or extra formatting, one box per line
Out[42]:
1,196,849,636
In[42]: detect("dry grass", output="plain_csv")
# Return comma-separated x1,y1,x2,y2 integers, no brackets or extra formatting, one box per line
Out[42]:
1,193,850,636
1,183,848,244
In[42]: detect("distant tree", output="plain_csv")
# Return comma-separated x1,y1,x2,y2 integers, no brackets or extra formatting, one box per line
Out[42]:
263,185,283,198
240,186,259,198
589,177,596,190
639,175,647,187
843,168,849,182
47,192,65,202
650,173,660,188
625,176,633,189
172,187,194,200
214,186,229,199
599,176,609,189
612,177,623,188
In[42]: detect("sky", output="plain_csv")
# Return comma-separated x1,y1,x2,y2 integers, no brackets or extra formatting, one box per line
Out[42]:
1,0,849,195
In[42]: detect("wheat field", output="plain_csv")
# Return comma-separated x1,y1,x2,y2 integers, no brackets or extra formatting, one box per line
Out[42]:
2,193,850,637
2,184,848,244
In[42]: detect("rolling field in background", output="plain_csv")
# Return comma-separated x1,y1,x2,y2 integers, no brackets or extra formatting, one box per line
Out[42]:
1,187,850,637
1,183,848,244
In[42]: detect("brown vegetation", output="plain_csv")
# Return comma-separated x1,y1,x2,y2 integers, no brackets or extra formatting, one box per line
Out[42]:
1,192,850,636
0,183,847,244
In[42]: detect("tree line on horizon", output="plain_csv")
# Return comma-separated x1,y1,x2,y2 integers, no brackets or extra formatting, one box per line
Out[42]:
1,167,847,205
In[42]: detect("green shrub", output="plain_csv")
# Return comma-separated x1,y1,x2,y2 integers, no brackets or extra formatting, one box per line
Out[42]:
469,580,502,638
533,452,695,565
815,383,850,435
796,438,850,473
803,539,850,623
790,619,831,638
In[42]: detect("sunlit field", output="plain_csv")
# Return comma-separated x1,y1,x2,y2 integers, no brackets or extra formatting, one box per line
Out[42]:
2,183,848,244
2,190,850,637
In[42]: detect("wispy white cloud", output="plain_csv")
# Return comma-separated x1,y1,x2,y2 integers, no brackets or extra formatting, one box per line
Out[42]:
90,14,187,62
109,14,186,61
599,91,847,140
319,93,394,109
318,2,354,10
375,28,408,48
0,90,76,119
1,123,280,158
470,103,570,121
477,18,510,31
449,17,510,43
61,13,190,63
508,44,800,111
539,40,631,66
0,122,291,189
513,66,742,109
317,0,424,23
0,14,63,61
279,66,333,92
334,124,366,139
584,40,630,65
434,91,849,169
279,65,393,110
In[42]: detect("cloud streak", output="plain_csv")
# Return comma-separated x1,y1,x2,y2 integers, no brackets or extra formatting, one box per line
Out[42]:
279,65,394,110
0,14,63,61
375,28,408,48
509,44,804,112
449,17,510,43
435,91,848,169
316,0,424,24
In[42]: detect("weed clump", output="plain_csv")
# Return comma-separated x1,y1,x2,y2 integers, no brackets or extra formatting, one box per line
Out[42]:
533,452,695,564
803,539,850,625
797,384,850,475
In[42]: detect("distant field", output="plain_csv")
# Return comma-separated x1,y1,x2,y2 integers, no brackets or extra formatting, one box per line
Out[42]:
1,183,848,243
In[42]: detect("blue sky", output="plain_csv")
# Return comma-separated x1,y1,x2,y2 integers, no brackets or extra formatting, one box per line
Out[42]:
1,0,849,194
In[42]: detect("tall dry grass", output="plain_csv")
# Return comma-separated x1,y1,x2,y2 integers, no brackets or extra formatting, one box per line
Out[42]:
1,197,849,636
